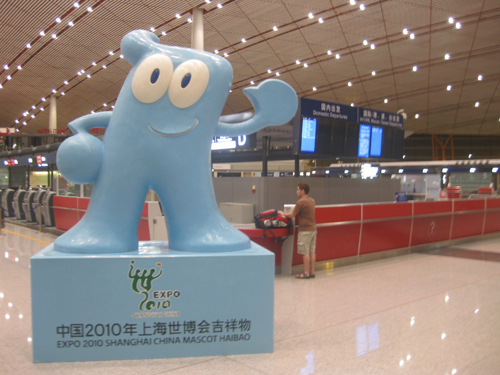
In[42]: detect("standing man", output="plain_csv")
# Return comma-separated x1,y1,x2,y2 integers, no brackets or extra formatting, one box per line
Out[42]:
278,183,317,279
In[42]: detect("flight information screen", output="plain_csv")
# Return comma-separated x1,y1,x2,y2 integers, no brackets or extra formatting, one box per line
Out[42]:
301,117,317,153
358,124,371,158
370,126,383,157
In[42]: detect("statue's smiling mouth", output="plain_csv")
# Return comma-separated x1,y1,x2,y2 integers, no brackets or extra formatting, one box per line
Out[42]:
148,117,199,137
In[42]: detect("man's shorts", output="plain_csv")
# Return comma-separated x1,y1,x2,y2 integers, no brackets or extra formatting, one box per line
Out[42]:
297,231,317,255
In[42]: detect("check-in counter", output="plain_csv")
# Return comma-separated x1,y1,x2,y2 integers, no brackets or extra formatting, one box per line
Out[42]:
51,196,500,274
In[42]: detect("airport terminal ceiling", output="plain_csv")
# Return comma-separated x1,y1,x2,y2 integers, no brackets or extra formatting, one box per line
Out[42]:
0,0,499,143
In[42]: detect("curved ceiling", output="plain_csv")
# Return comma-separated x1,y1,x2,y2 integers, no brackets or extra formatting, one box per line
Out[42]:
0,0,499,137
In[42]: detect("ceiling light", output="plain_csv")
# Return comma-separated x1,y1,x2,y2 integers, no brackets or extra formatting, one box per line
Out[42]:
456,22,461,29
445,53,450,59
68,21,74,26
61,91,65,95
23,121,26,125
308,12,314,19
372,71,376,75
77,71,82,75
318,18,324,23
17,65,22,70
3,64,7,70
475,102,480,107
40,107,44,111
87,6,93,12
15,119,19,123
492,167,499,173
296,59,300,64
176,13,181,18
87,74,91,78
52,89,56,93
470,167,476,173
350,0,356,4
327,50,332,55
478,74,483,80
109,51,114,55
206,0,211,3
74,2,80,7
469,154,473,158
360,4,365,10
187,17,193,23
351,103,355,106
224,52,228,57
403,28,408,35
150,27,155,32
273,26,278,31
103,103,107,107
7,75,11,80
415,114,419,118
250,81,254,85
410,33,415,39
40,30,45,36
241,38,246,43
32,105,36,109
423,168,428,173
214,49,219,54
413,66,418,71
52,33,57,39
313,87,317,91
442,168,448,173
26,43,31,49
64,80,68,85
399,169,404,173
91,110,94,114
102,64,106,68
218,3,222,8
31,114,35,118
363,39,368,45
276,72,280,76
447,85,452,90
384,99,388,103
304,63,308,68
56,17,61,23
370,44,375,49
335,53,340,59
162,31,167,36
267,69,272,73
448,17,454,23
348,82,352,86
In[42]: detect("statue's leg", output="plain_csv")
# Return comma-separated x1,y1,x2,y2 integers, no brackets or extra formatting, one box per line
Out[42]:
153,170,250,252
54,168,148,254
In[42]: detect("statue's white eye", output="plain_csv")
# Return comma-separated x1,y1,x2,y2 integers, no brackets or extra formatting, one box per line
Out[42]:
132,54,173,103
169,60,209,108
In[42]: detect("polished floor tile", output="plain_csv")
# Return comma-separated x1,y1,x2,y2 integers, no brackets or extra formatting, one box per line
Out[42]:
1,222,500,374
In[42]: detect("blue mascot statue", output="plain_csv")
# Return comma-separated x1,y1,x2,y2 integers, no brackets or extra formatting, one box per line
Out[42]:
55,30,298,254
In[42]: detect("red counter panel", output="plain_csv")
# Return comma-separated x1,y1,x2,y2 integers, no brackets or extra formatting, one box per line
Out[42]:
413,201,452,215
359,218,412,255
484,209,500,233
315,205,361,224
411,215,452,246
453,199,485,212
451,212,485,239
363,202,412,220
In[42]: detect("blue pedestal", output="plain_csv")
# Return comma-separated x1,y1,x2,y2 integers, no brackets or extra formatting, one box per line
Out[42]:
31,241,274,363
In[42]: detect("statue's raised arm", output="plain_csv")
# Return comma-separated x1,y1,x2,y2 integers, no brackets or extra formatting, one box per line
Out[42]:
215,79,298,137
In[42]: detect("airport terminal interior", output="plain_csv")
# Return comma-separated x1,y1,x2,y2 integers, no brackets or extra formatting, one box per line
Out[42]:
1,0,500,374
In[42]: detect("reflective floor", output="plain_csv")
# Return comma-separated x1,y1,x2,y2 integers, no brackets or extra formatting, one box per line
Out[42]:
1,221,500,374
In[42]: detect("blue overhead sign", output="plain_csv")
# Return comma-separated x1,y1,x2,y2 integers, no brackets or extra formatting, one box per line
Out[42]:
358,107,404,128
301,98,404,129
301,98,358,123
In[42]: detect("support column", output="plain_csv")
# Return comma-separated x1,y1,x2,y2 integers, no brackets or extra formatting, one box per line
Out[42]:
49,94,57,132
294,155,300,177
191,8,204,50
262,136,270,177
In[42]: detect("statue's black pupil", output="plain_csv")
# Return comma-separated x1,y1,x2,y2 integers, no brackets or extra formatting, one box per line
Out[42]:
181,73,192,88
150,68,160,84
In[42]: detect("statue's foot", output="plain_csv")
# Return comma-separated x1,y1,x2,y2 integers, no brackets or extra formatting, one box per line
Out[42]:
53,220,138,254
169,224,250,252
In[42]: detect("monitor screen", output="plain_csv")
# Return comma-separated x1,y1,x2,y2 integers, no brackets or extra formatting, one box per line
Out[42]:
370,126,383,157
358,124,371,158
301,117,317,153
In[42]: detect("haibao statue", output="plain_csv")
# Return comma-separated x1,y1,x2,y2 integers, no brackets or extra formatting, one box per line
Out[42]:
55,30,297,254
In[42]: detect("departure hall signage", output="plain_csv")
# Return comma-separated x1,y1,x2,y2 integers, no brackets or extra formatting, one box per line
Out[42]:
294,98,405,160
